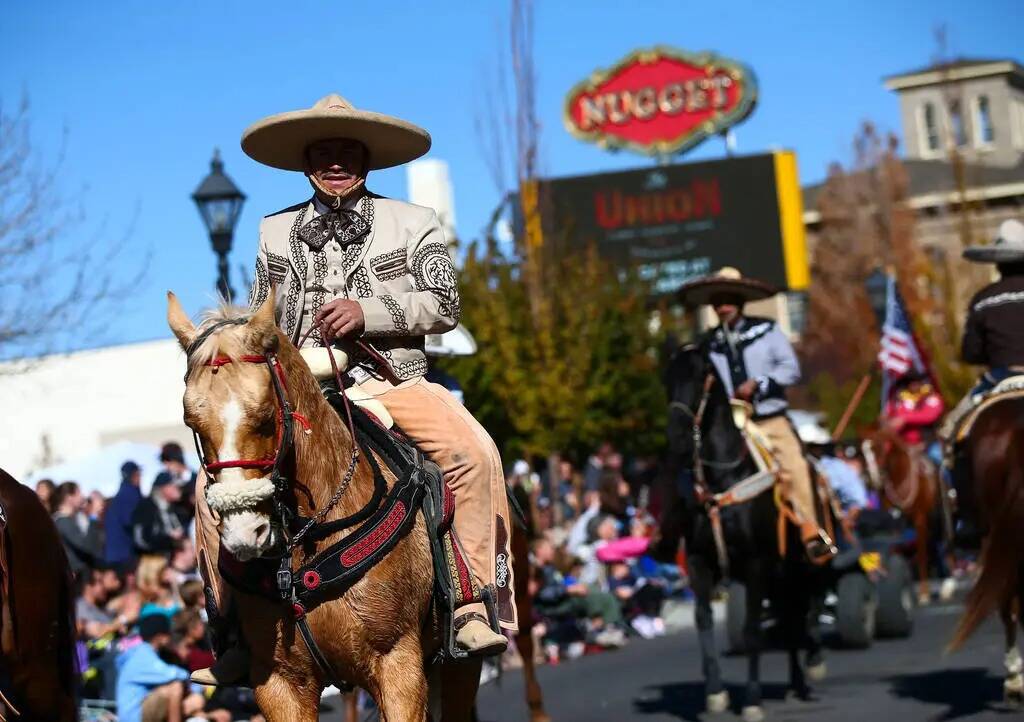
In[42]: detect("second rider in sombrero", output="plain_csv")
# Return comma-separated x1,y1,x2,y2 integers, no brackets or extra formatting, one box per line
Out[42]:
192,94,515,685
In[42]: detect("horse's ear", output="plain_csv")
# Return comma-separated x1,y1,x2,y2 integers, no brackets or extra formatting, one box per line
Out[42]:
249,284,279,354
166,291,196,349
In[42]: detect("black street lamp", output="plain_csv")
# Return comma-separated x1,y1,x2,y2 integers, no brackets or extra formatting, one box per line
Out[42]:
864,267,889,327
192,149,246,302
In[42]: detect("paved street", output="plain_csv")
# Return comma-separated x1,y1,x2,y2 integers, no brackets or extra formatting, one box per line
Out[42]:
474,597,1016,722
322,593,1020,721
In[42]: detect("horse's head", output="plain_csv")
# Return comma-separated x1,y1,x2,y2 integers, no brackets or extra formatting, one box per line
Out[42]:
665,343,716,458
167,290,290,561
862,423,900,465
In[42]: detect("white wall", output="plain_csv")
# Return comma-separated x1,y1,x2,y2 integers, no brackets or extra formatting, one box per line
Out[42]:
0,338,192,481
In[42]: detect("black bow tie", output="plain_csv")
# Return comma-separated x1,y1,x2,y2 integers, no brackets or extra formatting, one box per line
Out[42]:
297,208,371,251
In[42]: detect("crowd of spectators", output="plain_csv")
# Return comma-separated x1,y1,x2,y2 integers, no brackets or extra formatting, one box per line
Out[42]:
39,426,906,717
36,442,263,722
43,435,682,718
512,443,686,664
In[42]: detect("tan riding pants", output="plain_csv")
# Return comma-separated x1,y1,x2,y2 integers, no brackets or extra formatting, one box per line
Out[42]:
194,376,518,633
752,415,817,525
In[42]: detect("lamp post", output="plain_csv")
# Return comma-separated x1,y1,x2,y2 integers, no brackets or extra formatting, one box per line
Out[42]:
864,267,890,327
192,149,246,303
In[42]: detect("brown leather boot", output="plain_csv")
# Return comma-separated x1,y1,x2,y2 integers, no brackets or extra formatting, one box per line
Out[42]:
455,613,507,657
190,645,250,687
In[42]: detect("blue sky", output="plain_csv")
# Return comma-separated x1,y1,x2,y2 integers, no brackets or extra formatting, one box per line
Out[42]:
1,1,1019,351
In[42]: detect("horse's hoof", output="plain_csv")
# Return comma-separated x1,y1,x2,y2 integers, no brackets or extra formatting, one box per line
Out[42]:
939,577,957,601
785,686,813,703
807,662,827,682
741,704,765,722
1005,674,1024,706
706,691,730,714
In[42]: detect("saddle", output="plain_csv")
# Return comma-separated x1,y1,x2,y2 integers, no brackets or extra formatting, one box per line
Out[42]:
218,376,501,685
730,401,837,562
952,375,1024,444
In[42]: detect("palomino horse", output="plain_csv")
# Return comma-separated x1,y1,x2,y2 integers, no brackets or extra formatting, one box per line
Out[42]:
168,293,482,722
0,469,77,722
658,346,822,722
862,426,954,605
948,393,1024,704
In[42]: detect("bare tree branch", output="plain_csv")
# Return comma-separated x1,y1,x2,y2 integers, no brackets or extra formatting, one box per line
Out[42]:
0,93,149,369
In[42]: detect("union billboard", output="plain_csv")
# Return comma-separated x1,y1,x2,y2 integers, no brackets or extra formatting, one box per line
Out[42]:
526,152,808,295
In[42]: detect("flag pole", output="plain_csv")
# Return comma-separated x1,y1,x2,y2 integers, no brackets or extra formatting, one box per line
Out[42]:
832,371,874,441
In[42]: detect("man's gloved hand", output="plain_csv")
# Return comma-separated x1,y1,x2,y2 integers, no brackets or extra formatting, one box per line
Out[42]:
735,379,758,401
315,299,365,342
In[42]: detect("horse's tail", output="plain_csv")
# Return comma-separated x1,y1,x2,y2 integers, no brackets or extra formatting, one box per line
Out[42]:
948,449,1024,652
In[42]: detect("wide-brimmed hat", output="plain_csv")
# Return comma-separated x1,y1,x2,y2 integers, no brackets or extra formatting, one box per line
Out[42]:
677,267,778,306
963,219,1024,264
241,94,431,172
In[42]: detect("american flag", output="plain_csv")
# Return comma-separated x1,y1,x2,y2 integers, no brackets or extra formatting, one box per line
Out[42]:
876,276,925,376
877,273,934,405
878,274,925,376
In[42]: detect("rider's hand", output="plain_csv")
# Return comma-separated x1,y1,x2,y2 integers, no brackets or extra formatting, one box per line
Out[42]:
735,379,758,401
887,417,906,431
315,299,366,342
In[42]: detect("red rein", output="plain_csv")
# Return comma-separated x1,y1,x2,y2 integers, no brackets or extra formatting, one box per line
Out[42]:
200,354,311,473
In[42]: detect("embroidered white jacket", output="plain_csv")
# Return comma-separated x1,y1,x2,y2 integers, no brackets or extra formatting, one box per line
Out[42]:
247,194,460,381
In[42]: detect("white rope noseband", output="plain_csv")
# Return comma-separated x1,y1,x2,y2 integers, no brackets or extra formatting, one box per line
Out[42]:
206,477,277,514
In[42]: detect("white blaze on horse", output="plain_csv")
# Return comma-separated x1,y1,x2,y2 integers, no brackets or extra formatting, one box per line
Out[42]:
168,290,482,722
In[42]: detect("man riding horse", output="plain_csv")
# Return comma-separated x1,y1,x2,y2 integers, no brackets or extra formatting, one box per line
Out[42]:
679,267,834,564
941,218,1024,534
948,218,1024,413
193,94,514,685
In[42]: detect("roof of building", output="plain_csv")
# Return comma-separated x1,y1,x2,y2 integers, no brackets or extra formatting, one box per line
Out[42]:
884,58,1024,91
802,157,1024,223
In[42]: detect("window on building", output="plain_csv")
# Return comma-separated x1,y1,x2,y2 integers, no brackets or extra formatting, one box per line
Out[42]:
949,100,968,147
1013,99,1024,150
974,95,995,146
921,102,941,154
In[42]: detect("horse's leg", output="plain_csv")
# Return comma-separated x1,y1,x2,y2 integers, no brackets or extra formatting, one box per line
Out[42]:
376,637,429,722
253,674,320,722
345,691,359,722
513,525,550,722
439,658,484,722
690,555,727,713
914,507,931,606
805,581,827,681
784,567,811,701
741,561,766,722
516,616,551,722
1006,593,1024,705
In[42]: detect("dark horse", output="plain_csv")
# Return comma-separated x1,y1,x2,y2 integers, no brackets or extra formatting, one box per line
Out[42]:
657,346,820,722
0,469,77,721
947,393,1024,704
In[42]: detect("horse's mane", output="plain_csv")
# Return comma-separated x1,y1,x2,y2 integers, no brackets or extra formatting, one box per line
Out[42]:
186,304,252,372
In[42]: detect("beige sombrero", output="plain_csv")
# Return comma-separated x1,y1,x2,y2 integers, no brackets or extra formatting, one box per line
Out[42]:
963,219,1024,264
241,94,431,172
677,267,778,306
